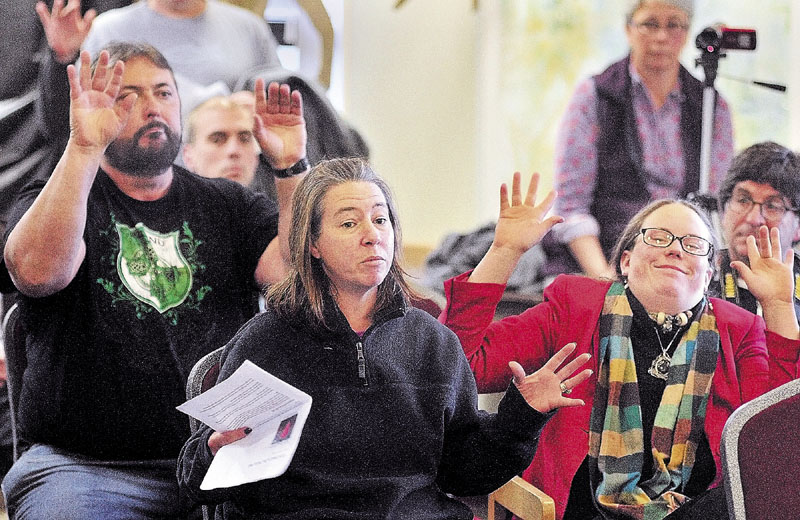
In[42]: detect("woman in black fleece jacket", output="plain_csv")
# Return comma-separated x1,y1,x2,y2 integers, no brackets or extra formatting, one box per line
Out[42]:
177,158,590,519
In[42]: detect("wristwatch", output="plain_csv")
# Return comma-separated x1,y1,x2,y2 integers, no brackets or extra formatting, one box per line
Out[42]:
259,155,310,178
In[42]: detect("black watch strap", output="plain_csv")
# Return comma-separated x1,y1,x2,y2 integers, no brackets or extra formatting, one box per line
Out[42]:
260,155,310,178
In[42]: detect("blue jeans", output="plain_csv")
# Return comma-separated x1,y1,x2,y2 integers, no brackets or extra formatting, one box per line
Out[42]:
2,444,194,519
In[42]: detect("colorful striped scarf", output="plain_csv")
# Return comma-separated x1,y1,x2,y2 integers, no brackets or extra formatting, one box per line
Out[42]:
587,282,720,520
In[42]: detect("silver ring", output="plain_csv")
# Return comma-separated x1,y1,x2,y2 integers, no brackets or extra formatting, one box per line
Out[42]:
560,382,572,395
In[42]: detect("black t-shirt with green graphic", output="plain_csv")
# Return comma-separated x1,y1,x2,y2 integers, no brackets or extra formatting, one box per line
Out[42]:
4,166,277,460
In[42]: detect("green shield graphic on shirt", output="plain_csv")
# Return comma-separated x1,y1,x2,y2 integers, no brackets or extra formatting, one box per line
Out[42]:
116,222,193,313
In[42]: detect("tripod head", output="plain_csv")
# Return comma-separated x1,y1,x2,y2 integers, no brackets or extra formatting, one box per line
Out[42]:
695,25,757,86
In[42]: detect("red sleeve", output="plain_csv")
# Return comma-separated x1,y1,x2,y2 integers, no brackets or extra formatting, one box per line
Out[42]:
729,312,771,403
720,301,800,403
765,329,800,388
440,273,602,393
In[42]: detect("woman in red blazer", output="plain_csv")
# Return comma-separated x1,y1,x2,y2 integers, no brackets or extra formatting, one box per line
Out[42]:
440,173,800,520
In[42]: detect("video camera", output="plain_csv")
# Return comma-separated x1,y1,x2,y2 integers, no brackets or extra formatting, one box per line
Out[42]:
696,25,757,53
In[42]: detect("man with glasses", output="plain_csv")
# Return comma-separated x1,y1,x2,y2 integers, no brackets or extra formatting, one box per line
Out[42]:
714,141,800,315
543,0,734,281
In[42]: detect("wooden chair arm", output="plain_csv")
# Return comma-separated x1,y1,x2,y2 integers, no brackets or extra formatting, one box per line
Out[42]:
487,476,555,520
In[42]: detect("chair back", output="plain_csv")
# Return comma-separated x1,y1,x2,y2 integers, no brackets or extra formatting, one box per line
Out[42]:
721,378,800,520
2,302,29,460
185,346,225,434
185,345,226,520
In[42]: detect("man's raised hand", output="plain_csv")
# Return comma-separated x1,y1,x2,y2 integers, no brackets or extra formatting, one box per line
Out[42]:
253,79,307,170
66,50,135,151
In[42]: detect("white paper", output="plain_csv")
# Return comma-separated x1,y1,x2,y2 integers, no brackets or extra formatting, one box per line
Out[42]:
177,360,312,490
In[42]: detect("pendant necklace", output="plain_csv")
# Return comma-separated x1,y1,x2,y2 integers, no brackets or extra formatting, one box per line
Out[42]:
648,326,683,380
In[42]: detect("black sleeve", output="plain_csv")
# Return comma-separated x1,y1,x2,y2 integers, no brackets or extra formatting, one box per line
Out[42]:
1,180,47,293
436,335,554,496
238,188,279,278
36,49,72,154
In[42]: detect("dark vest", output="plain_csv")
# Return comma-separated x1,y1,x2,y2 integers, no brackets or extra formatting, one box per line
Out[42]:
543,56,709,276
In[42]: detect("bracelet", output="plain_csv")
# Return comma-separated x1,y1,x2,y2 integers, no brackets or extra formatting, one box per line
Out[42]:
259,155,310,178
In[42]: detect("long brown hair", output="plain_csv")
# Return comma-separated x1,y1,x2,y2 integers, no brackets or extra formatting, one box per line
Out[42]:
266,157,417,329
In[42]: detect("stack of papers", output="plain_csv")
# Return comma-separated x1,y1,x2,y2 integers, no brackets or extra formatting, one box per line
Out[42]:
177,360,313,490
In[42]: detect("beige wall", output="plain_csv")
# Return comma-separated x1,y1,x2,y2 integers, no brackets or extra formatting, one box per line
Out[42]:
339,1,800,252
340,1,490,251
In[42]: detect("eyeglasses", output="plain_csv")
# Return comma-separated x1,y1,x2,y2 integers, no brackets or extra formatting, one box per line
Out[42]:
727,191,795,222
632,20,689,38
640,228,713,257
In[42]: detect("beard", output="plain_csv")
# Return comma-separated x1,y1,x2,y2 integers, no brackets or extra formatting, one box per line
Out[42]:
104,122,181,177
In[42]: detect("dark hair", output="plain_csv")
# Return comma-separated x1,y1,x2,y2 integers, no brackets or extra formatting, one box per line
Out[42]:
719,141,800,211
90,41,175,77
265,157,417,329
609,199,719,278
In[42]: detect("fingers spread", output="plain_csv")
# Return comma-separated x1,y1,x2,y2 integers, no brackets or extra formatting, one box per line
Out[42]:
290,90,303,116
545,214,565,229
510,171,522,206
542,342,577,372
67,64,80,100
78,50,92,90
253,78,267,111
499,183,510,211
557,396,586,408
508,361,526,385
757,226,771,258
266,81,280,112
563,367,593,391
538,189,558,217
83,8,97,29
35,2,50,29
729,260,748,278
770,226,782,258
279,83,292,114
524,172,540,206
104,59,125,98
91,58,108,92
555,352,592,381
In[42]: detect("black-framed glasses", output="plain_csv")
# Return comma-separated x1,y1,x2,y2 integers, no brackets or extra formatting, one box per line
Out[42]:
632,20,689,38
727,190,796,222
640,228,713,257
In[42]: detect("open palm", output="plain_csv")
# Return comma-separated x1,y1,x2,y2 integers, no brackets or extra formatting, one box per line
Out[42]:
67,50,134,150
493,172,562,256
731,226,794,306
253,79,307,168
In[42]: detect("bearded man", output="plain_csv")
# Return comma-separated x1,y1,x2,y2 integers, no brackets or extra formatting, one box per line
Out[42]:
0,42,307,519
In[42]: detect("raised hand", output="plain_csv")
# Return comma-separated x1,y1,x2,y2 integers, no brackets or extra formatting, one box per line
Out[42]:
36,0,96,64
493,172,563,256
253,79,307,169
731,225,799,339
730,226,794,307
67,50,135,151
509,343,592,414
468,172,563,284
